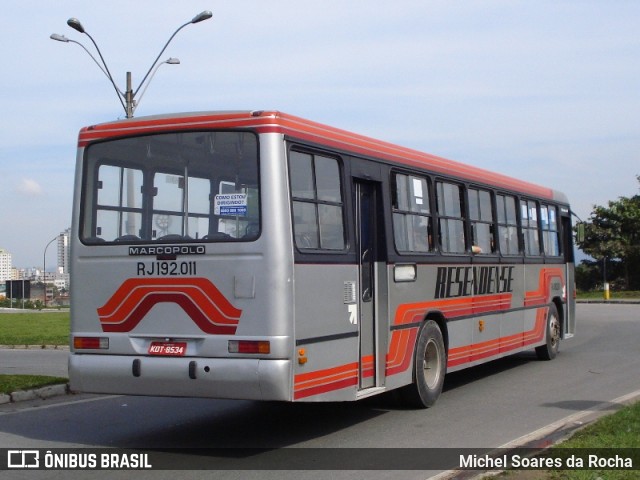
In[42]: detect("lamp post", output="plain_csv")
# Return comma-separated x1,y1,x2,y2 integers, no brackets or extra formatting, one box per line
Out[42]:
43,236,58,309
135,58,181,111
51,10,212,118
49,34,117,89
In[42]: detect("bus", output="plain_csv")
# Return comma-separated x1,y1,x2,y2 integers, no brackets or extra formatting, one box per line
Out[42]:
69,110,576,407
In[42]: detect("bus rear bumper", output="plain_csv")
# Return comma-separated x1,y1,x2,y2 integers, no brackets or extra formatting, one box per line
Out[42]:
69,354,292,401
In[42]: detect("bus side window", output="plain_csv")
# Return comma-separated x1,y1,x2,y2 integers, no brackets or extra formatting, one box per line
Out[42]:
497,194,519,255
541,204,561,256
392,173,433,253
469,188,495,254
436,181,465,253
289,150,346,251
521,199,541,256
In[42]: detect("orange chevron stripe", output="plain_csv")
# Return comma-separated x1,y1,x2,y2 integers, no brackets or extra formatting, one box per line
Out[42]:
97,277,241,334
385,328,419,376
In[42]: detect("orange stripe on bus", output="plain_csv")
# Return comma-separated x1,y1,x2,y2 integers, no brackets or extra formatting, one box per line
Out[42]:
525,268,564,306
393,294,513,326
385,328,419,376
294,362,359,399
447,307,547,366
79,111,555,199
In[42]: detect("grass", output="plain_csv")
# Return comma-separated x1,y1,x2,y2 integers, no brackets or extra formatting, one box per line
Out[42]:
0,311,70,346
0,374,68,395
0,312,70,394
495,401,640,479
545,401,640,480
556,401,640,449
577,290,640,300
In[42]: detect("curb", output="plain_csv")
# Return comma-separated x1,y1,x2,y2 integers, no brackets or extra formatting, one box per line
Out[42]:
576,299,640,304
0,345,70,350
0,346,71,404
0,383,70,405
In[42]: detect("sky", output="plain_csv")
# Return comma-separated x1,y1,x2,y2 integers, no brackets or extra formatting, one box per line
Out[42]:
1,0,639,268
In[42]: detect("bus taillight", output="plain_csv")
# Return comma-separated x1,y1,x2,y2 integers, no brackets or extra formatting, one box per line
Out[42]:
228,340,270,354
73,337,109,350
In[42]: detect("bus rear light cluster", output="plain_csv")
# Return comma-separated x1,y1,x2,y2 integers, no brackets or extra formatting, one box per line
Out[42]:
73,336,109,350
228,340,270,354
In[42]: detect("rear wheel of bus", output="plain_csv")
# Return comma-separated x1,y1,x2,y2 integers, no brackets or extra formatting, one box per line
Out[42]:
400,319,446,408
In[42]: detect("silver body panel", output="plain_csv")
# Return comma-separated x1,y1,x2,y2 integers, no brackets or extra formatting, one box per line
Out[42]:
70,132,296,401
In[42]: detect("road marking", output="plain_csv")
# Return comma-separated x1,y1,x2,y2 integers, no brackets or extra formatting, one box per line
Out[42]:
0,394,122,416
500,388,640,449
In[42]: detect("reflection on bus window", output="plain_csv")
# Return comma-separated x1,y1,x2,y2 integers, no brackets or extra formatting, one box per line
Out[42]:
95,166,143,241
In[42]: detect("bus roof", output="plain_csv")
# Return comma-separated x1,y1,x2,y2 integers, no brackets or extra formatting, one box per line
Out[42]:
78,110,567,203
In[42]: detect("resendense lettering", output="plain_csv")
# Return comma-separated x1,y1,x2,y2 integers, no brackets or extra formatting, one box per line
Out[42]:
435,266,515,299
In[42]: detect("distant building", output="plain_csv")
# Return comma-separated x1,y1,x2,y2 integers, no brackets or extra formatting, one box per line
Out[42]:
0,247,12,282
58,228,71,275
14,267,27,279
1,230,72,302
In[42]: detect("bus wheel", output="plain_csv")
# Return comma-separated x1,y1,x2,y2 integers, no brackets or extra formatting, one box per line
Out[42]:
400,320,446,408
535,304,560,360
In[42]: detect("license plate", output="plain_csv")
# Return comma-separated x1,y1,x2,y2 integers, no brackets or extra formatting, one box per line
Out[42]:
148,342,187,356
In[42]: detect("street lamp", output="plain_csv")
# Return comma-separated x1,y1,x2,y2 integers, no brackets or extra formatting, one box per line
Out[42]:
133,58,180,115
51,10,212,118
49,34,118,91
43,235,58,309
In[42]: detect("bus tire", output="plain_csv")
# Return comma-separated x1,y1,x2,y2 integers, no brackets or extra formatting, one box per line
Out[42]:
535,304,560,360
400,320,446,408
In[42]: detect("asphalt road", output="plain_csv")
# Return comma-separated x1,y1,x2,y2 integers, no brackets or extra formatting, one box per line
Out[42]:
0,304,639,480
0,348,68,377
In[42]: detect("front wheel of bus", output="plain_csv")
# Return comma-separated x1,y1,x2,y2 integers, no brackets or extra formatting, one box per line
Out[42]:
400,320,446,409
535,304,560,361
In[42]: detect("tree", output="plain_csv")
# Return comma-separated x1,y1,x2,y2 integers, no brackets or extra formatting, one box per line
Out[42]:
576,176,640,290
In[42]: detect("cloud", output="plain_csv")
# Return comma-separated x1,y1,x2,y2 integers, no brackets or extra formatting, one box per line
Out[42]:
16,178,44,196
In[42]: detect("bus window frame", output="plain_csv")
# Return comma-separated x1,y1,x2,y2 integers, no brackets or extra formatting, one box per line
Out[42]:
519,197,544,260
540,203,563,259
390,169,436,256
495,191,523,260
435,178,468,257
466,185,498,258
287,146,350,259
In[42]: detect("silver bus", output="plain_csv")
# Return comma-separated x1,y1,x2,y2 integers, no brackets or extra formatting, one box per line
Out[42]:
69,110,576,407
